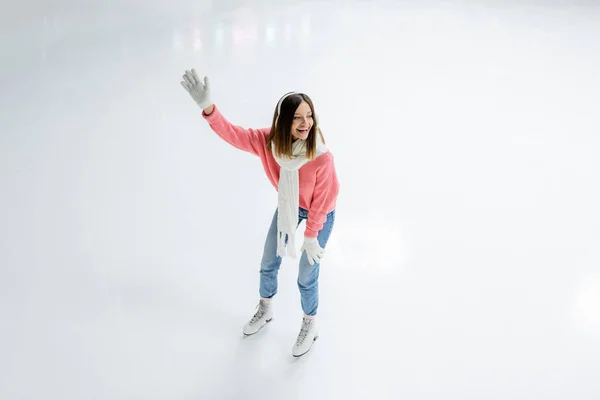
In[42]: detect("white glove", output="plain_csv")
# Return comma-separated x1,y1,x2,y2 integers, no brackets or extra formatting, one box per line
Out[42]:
301,237,325,265
180,69,213,110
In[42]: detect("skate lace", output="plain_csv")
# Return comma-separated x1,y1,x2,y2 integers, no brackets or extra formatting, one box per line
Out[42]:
295,319,312,346
250,301,267,324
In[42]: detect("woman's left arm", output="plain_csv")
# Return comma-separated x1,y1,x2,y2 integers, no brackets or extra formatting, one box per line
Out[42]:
304,157,339,238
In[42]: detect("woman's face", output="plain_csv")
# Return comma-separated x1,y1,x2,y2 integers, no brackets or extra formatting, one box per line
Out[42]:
290,100,313,141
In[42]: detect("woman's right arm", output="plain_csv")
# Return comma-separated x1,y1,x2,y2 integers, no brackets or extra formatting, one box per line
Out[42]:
203,105,215,115
181,70,268,156
202,104,268,157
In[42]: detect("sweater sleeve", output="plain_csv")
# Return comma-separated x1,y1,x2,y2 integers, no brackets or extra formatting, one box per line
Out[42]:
305,156,339,238
202,105,268,156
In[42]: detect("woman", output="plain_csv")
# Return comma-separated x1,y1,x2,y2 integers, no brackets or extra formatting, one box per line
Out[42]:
180,69,339,357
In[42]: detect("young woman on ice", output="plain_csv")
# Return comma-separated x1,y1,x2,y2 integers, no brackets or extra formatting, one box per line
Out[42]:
180,69,340,357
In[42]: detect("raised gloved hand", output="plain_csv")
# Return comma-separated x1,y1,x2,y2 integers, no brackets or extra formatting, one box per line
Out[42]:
180,69,213,110
301,237,325,265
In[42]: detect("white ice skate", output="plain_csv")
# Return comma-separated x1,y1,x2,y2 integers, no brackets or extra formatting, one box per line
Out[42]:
243,299,273,336
292,316,318,357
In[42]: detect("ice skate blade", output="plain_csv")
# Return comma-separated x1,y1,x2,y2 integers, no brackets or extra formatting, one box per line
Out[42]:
242,318,272,336
292,335,318,357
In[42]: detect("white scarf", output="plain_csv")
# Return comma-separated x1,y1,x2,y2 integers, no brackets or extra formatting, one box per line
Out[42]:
272,138,328,258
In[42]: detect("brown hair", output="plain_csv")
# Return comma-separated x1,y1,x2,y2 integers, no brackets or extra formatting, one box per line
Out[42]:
266,92,324,160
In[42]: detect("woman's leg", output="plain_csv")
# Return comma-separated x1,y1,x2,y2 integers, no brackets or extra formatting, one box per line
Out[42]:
243,210,283,335
259,208,303,299
297,210,336,316
259,209,282,299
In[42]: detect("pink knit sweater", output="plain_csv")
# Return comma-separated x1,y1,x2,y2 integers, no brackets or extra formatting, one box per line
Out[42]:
202,105,339,238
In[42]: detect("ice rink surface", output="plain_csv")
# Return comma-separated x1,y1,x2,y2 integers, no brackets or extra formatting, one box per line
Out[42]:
1,0,599,399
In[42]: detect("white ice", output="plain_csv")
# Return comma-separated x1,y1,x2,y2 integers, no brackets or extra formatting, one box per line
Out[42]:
1,0,600,399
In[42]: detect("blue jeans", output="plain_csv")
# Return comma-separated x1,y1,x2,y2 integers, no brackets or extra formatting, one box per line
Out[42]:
259,207,336,316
